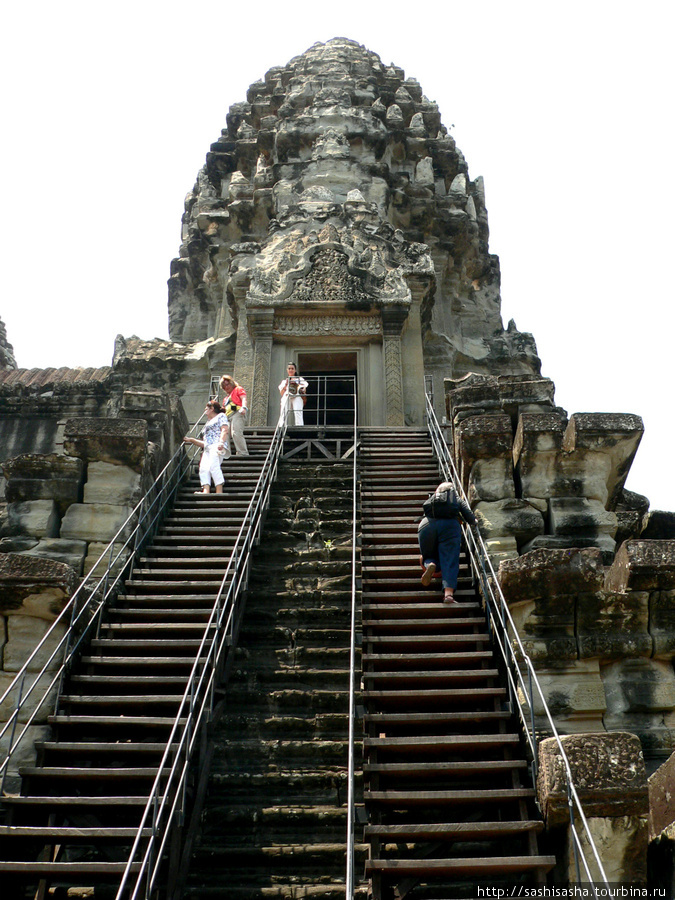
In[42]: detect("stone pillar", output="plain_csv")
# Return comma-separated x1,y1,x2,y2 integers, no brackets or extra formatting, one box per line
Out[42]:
537,732,648,885
400,278,428,426
233,290,256,398
247,309,275,426
381,307,408,427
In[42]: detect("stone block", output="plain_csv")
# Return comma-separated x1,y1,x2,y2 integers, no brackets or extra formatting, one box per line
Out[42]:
23,538,88,574
467,457,515,503
474,499,544,549
513,412,565,461
84,542,131,580
601,659,675,749
0,670,59,724
445,373,556,427
520,533,617,562
648,750,675,839
508,597,577,663
4,616,68,673
0,553,78,618
0,537,38,553
455,414,512,488
2,454,84,511
63,417,148,473
537,731,648,828
83,462,142,506
60,503,134,543
6,500,59,538
562,413,644,509
651,589,675,657
605,541,675,593
549,497,617,538
615,509,643,545
498,547,604,603
568,815,647,885
519,659,606,732
577,590,652,660
641,511,675,539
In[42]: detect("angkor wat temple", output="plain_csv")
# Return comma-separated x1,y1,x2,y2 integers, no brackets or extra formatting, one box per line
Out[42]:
1,38,674,900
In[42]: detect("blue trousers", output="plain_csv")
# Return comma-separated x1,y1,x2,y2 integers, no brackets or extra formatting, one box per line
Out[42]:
417,517,462,590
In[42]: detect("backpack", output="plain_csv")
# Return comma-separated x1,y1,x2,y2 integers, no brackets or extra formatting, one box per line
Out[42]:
423,489,461,520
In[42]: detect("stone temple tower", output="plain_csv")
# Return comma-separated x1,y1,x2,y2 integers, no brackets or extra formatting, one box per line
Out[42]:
3,36,675,896
121,38,540,426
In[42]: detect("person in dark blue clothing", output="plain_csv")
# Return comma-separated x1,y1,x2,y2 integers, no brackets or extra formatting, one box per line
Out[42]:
417,481,478,603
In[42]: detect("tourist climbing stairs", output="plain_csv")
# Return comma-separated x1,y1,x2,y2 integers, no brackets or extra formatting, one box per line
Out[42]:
181,456,368,900
359,428,555,900
0,434,273,899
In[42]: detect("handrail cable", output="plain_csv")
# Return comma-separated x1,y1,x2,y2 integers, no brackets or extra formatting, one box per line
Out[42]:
0,416,206,791
116,414,288,900
345,381,359,896
425,392,610,890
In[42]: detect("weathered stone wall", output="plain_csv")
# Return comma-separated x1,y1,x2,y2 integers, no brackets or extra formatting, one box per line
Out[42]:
447,373,644,567
497,546,675,753
537,733,648,884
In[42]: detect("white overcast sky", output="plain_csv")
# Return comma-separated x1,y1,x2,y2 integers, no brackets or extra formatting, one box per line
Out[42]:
2,1,673,511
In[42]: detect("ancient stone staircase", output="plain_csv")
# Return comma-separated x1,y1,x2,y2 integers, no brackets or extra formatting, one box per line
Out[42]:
182,457,367,899
0,427,558,900
359,428,556,900
0,434,273,898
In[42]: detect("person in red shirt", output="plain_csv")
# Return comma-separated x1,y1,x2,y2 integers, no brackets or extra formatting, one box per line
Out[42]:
219,375,249,456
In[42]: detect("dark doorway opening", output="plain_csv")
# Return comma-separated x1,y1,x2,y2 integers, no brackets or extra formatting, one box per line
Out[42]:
297,352,357,426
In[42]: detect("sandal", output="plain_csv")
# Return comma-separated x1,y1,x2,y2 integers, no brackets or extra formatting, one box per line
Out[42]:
421,562,436,587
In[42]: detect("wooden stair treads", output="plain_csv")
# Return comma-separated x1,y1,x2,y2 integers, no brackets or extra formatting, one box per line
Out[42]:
0,443,273,898
359,428,555,900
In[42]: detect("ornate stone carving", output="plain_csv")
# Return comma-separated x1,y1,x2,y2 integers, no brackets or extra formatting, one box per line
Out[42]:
274,315,381,337
248,310,274,427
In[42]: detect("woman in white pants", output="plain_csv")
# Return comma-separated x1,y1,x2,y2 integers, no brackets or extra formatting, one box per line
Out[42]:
183,400,230,493
278,362,308,426
219,374,249,456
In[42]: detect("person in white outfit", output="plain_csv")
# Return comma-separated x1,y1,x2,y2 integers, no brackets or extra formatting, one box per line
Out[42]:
183,400,230,493
278,362,309,426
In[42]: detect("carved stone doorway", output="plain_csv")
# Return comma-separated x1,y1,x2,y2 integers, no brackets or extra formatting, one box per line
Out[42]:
297,351,357,427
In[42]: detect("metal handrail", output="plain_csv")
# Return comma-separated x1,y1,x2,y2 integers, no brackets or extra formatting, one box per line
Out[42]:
425,392,610,889
0,419,205,792
345,383,359,897
116,415,288,900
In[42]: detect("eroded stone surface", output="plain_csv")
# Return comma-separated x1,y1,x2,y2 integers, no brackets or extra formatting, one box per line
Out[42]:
6,499,59,539
63,418,148,472
3,454,84,511
60,502,134,543
649,750,675,839
83,462,142,506
606,541,675,592
498,547,605,602
537,732,647,827
0,553,77,617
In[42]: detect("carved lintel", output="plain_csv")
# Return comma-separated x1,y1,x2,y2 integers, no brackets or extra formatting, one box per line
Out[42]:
274,314,381,337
